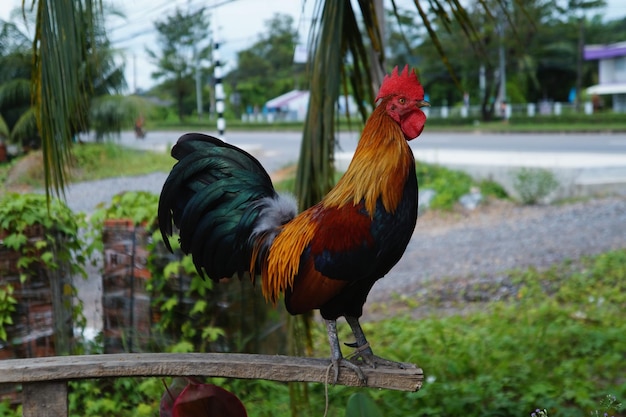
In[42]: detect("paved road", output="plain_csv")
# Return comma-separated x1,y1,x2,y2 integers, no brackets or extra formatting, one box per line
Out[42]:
85,129,626,199
95,129,626,165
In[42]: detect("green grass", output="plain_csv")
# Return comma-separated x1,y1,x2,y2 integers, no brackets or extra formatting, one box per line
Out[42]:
149,113,626,134
0,142,175,194
69,142,175,181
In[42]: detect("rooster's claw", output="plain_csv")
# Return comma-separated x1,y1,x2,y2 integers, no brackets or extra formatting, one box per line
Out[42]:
330,358,367,385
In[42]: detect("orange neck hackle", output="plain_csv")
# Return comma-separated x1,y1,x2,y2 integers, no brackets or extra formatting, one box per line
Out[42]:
322,100,414,216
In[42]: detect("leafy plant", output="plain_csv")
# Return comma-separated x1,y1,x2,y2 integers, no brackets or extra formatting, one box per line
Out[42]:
0,284,17,342
531,394,623,417
91,190,159,227
415,162,474,210
68,377,163,417
88,190,160,252
0,193,92,280
511,167,559,204
0,193,91,352
345,392,383,417
478,178,509,200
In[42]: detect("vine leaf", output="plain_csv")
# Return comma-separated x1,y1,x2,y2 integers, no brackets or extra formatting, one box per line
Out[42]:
345,392,384,417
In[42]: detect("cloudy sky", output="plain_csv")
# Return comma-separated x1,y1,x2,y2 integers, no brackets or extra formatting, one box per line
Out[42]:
1,0,624,92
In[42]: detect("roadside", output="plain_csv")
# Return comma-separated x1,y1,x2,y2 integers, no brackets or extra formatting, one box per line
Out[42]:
365,195,626,319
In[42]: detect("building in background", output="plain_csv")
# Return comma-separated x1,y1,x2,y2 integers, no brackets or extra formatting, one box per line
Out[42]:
585,41,626,112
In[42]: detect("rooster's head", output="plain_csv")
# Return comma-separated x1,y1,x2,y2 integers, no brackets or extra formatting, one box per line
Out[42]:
376,65,429,140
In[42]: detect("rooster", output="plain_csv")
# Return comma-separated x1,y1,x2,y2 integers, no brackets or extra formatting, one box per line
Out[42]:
158,65,429,383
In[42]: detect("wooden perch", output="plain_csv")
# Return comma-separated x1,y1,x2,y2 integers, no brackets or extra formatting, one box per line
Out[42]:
0,352,423,392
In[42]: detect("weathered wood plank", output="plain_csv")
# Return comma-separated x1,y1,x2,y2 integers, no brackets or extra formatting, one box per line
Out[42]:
0,353,423,392
22,381,67,417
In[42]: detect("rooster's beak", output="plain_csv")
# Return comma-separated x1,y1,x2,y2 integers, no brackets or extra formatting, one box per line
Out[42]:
417,100,430,108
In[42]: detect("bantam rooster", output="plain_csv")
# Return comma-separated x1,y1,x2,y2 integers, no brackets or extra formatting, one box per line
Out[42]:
158,65,429,382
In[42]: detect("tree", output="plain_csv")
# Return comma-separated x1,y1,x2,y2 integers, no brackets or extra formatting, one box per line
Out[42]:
0,20,36,147
227,13,306,115
146,7,211,122
1,4,127,175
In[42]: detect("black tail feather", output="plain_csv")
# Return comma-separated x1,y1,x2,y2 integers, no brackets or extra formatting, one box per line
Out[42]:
158,133,279,281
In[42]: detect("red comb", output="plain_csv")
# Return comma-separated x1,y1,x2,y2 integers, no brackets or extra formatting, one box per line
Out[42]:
376,65,424,101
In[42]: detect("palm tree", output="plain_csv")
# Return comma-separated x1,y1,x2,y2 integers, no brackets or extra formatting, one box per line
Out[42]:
6,1,129,196
0,20,37,148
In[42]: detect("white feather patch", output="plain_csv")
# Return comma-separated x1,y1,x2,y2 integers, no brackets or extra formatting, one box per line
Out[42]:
251,193,298,247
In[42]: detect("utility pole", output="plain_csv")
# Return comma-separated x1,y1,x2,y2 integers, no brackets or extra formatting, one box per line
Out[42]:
576,15,584,113
195,48,203,120
133,53,137,93
497,4,507,107
213,39,225,138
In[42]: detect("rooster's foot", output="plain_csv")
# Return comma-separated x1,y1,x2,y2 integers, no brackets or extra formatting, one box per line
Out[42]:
345,342,411,370
329,357,367,385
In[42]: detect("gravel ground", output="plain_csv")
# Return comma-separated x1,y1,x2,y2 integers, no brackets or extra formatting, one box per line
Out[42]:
65,173,626,329
370,196,626,302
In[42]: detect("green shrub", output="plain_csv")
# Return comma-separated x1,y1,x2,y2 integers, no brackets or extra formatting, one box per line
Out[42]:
415,162,498,209
415,162,473,209
479,178,509,200
511,167,559,204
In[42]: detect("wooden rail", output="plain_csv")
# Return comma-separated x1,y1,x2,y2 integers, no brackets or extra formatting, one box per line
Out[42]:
0,353,423,417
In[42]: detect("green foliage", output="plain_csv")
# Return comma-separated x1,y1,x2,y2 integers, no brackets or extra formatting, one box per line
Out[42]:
0,193,91,349
0,143,174,194
512,167,559,204
68,377,163,417
415,162,474,209
227,13,306,112
203,249,626,417
88,190,159,256
345,392,383,417
0,284,17,341
0,399,21,417
531,393,623,417
478,178,509,200
89,95,143,141
146,7,212,122
146,232,225,353
91,190,159,227
0,193,92,278
70,143,174,182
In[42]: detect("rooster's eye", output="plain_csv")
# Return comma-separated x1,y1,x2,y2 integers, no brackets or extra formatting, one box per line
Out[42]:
398,98,406,104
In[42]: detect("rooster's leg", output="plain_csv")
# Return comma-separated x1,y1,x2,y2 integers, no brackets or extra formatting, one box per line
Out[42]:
345,315,409,369
324,319,366,384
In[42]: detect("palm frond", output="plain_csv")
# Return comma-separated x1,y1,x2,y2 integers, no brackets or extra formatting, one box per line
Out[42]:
31,0,103,198
0,78,31,107
0,114,9,139
10,106,37,145
296,1,384,209
295,1,347,209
